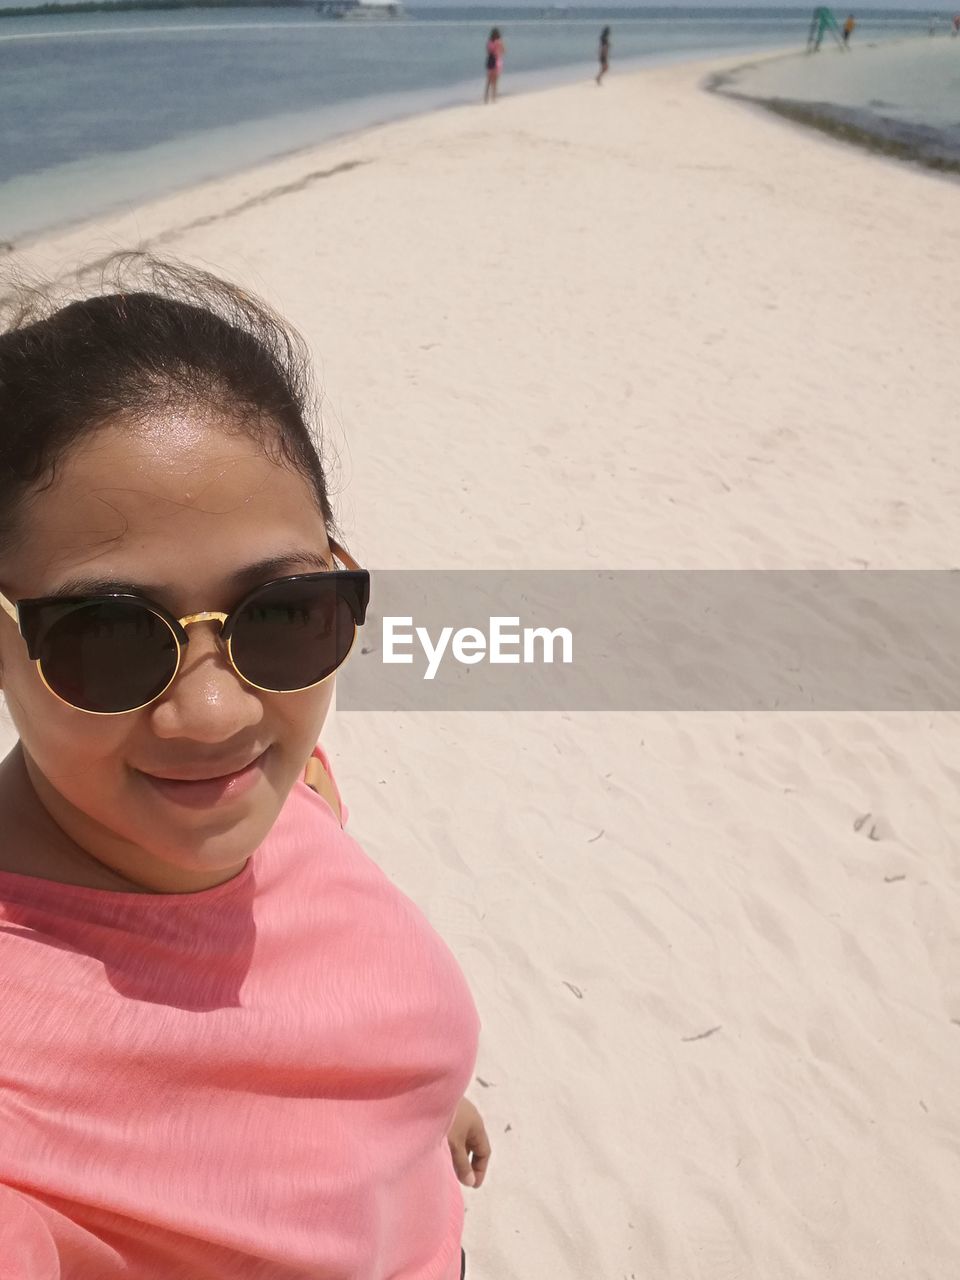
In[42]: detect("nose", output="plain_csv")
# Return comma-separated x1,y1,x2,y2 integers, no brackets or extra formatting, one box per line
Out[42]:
148,621,264,742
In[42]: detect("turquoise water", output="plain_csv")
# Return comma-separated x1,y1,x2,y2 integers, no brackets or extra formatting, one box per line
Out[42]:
0,7,942,241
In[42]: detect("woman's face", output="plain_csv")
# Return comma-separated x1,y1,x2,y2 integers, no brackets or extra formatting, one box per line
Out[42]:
0,409,338,893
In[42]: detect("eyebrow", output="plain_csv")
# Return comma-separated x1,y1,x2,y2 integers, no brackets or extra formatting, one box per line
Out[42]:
46,549,336,601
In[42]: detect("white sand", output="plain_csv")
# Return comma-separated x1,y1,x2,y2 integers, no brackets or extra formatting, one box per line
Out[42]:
4,55,960,1277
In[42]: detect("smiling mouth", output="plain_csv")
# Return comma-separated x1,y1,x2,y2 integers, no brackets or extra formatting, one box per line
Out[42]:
141,752,266,784
137,751,268,806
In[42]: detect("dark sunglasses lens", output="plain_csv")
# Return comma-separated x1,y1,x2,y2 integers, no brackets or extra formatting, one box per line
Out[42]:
37,602,178,714
230,578,357,692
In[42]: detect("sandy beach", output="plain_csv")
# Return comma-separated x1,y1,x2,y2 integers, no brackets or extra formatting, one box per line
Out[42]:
4,52,960,1277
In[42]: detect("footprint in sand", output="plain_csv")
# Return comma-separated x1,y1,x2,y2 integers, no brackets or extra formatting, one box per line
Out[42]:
852,811,890,842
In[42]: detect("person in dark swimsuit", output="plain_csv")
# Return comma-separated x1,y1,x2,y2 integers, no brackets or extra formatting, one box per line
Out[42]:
597,26,611,85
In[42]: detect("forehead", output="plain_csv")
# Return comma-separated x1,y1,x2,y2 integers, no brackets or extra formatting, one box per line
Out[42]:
6,409,328,592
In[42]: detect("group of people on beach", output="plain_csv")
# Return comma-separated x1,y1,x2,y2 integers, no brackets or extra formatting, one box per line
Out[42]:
484,25,612,102
808,7,857,51
812,7,959,48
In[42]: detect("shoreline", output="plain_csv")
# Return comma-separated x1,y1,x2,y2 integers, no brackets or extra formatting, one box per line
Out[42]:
710,35,960,181
5,32,953,260
730,96,960,180
2,45,777,257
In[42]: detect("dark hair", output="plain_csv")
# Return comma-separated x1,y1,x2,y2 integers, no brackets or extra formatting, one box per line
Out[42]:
0,255,335,555
489,27,500,40
601,25,610,38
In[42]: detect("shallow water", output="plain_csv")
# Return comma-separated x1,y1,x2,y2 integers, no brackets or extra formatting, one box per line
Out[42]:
715,35,960,172
0,6,935,242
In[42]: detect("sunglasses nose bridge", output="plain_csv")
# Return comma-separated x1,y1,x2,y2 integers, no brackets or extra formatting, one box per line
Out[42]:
170,610,239,687
178,610,229,633
175,611,231,662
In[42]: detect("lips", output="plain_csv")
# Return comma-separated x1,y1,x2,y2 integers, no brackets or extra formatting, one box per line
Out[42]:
142,752,266,784
137,750,268,809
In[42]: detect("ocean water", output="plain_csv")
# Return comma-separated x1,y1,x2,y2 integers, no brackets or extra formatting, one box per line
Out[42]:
714,36,960,172
0,6,942,242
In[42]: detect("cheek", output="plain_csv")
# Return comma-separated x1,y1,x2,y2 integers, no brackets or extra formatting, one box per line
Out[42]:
260,682,336,789
0,643,132,780
0,637,48,731
274,680,336,752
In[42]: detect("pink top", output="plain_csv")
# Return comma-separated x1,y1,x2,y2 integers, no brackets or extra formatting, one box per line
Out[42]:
0,749,479,1280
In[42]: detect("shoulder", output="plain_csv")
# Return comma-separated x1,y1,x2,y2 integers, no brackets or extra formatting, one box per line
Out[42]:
261,747,386,894
302,744,345,826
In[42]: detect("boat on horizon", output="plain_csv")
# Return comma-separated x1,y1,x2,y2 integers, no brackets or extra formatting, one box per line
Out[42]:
315,0,406,19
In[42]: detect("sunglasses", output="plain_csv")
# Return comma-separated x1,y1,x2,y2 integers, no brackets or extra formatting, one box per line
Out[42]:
0,551,369,716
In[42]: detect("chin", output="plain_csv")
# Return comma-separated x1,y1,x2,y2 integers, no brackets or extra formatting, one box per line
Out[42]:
117,787,283,878
166,803,279,861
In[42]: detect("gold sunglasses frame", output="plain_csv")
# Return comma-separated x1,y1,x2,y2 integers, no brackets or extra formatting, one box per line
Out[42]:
0,540,368,717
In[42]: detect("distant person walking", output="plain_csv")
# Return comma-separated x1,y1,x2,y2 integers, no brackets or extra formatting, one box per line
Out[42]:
842,13,856,43
808,6,847,50
953,12,960,34
596,26,611,84
484,28,504,103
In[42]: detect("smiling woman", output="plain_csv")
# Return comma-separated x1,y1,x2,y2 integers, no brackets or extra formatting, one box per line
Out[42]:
0,256,488,1279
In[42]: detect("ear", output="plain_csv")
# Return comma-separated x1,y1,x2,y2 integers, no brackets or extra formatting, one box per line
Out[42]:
329,538,363,573
0,594,17,692
0,591,18,625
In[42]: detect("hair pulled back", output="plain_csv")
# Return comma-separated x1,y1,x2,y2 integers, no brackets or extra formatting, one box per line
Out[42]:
0,254,335,554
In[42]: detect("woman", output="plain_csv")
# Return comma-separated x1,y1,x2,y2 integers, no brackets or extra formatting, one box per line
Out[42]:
597,26,611,85
0,258,489,1278
484,27,504,104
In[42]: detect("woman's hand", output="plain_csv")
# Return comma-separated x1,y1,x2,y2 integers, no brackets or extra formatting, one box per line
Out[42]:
447,1097,491,1189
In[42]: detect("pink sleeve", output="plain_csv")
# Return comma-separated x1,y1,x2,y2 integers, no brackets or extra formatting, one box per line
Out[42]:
0,1185,61,1280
